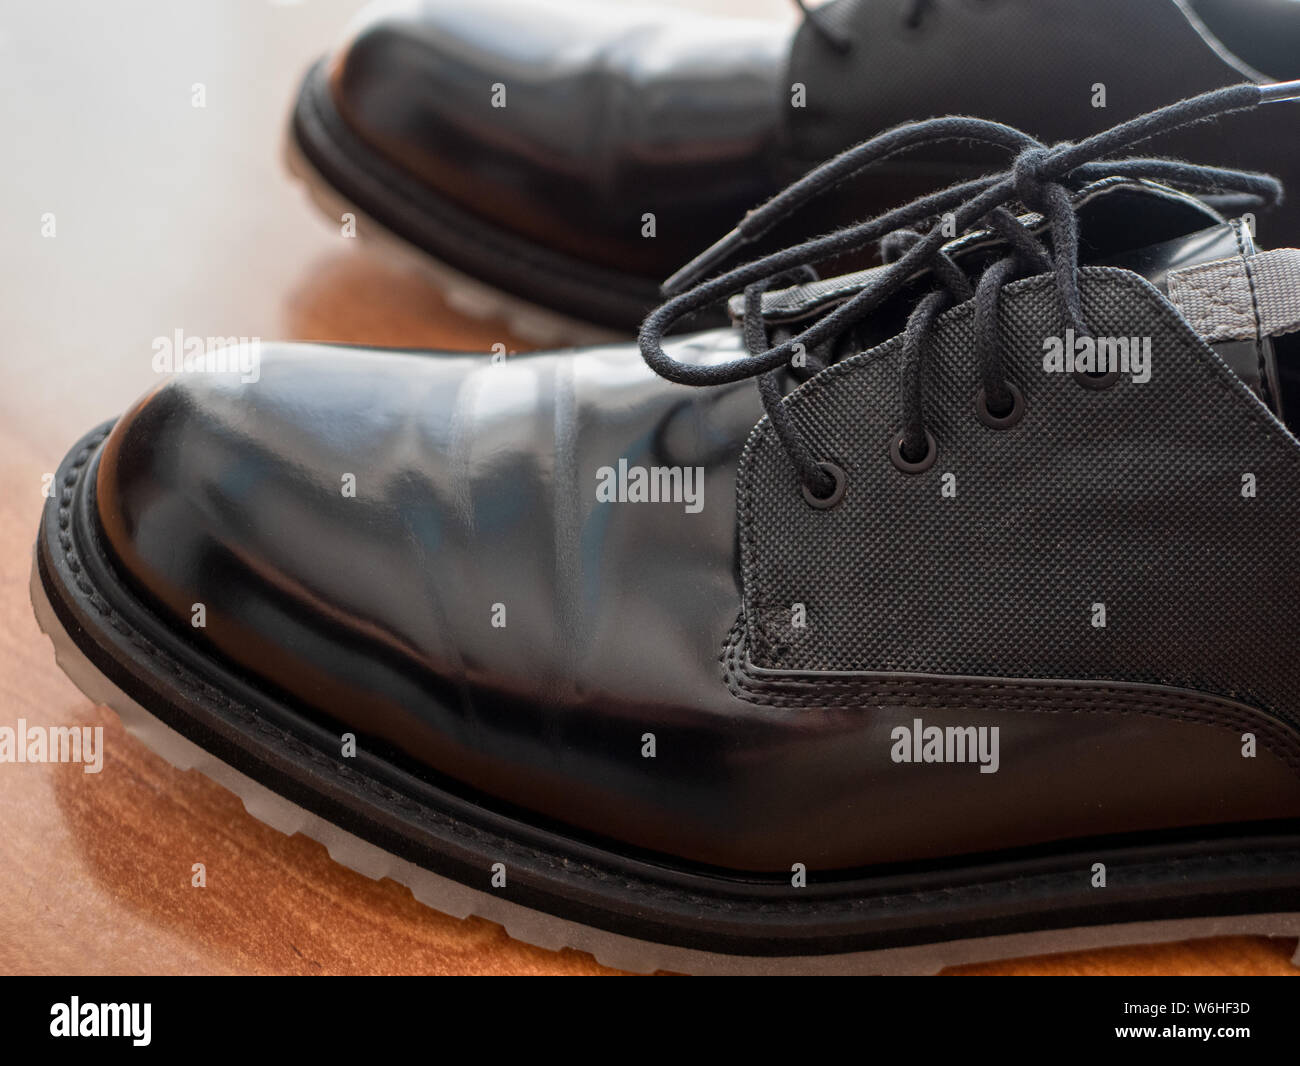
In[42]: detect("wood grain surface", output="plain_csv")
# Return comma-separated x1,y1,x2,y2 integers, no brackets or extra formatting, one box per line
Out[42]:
0,0,1295,976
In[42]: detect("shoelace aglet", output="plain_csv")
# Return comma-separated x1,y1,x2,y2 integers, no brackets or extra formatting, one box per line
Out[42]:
1261,80,1300,104
661,227,745,297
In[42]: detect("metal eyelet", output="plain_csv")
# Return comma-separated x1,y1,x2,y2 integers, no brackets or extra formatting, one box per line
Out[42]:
1074,366,1120,390
889,428,938,475
974,382,1026,430
801,461,848,510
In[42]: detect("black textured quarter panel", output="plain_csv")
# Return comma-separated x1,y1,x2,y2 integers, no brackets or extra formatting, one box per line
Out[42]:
739,268,1300,730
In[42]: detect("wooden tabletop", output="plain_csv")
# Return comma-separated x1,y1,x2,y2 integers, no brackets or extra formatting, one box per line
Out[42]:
0,0,1295,976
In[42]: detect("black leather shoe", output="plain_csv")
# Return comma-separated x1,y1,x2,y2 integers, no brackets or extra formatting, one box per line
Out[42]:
288,0,1300,334
40,87,1300,972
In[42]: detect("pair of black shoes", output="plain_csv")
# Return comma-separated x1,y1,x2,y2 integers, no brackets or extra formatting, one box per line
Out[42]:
33,0,1300,973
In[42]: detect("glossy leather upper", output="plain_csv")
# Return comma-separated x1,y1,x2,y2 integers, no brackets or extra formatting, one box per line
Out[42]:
330,0,788,275
94,196,1300,873
324,0,1300,288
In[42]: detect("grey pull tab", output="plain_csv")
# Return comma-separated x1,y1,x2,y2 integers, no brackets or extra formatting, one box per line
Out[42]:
1167,247,1300,344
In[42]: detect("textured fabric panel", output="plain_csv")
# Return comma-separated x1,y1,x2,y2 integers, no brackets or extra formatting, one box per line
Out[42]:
1168,248,1300,342
738,268,1300,728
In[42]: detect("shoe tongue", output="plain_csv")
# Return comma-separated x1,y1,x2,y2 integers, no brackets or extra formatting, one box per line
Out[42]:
1023,182,1300,417
730,178,1218,334
1129,207,1300,420
732,178,1300,417
1093,213,1282,410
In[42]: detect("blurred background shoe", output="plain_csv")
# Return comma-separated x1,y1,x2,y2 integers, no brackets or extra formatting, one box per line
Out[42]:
288,0,1300,333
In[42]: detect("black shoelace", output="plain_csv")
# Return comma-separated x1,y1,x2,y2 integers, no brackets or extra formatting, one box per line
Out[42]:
638,82,1300,503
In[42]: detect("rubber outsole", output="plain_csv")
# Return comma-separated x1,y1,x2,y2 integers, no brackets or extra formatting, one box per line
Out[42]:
284,133,618,350
31,424,1300,974
286,57,659,343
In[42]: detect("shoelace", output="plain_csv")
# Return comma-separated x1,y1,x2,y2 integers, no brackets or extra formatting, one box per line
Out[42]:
638,82,1300,503
793,0,934,54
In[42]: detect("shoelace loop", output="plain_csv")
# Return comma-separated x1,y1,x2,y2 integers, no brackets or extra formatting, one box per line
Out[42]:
640,82,1297,502
1011,146,1057,212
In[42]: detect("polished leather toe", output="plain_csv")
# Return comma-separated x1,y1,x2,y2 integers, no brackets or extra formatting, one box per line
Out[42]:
329,0,790,277
93,340,832,870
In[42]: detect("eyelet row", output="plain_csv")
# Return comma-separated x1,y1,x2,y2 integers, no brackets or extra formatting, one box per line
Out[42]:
799,382,1015,505
801,367,1115,508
